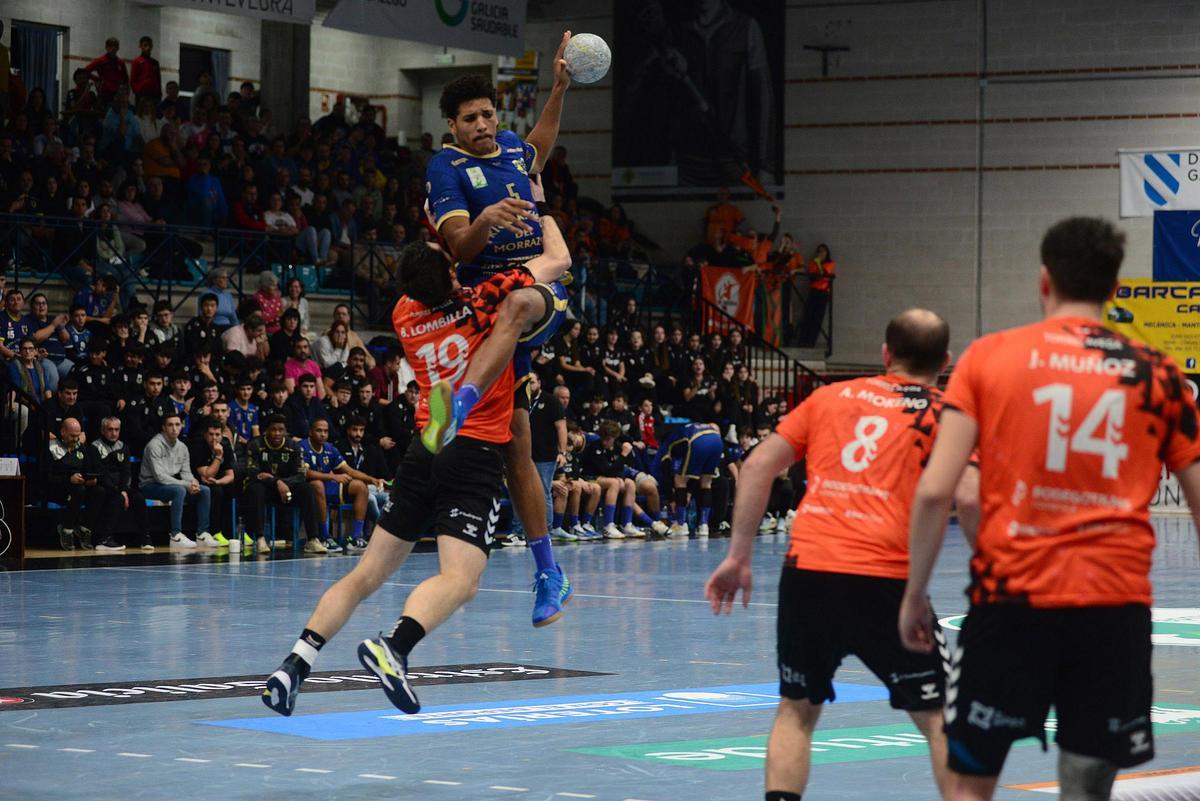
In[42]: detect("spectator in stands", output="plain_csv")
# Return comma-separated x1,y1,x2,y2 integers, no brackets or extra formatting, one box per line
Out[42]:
48,417,94,550
599,327,628,398
189,71,217,121
282,277,311,336
129,36,162,101
229,376,261,444
60,305,92,369
313,320,351,369
135,96,163,144
139,411,213,548
555,320,594,398
553,385,573,421
232,183,268,234
300,418,373,553
542,145,577,201
244,413,321,553
336,415,389,534
5,338,49,436
149,300,180,350
86,38,129,104
75,273,119,323
54,196,98,286
703,186,745,246
527,374,568,537
26,294,66,388
268,308,304,364
367,347,404,405
254,271,283,334
330,304,375,368
141,175,182,224
329,198,359,274
100,90,141,164
182,292,221,357
205,268,239,328
186,154,228,227
284,194,331,267
285,373,326,438
143,123,183,188
598,204,634,259
799,243,836,347
682,357,718,421
0,289,30,359
624,329,656,402
88,415,148,551
221,313,269,361
731,363,758,431
189,415,237,547
284,336,324,395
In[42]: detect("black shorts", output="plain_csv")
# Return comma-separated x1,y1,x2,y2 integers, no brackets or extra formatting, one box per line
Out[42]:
777,567,945,711
513,373,533,412
376,435,506,554
945,604,1153,776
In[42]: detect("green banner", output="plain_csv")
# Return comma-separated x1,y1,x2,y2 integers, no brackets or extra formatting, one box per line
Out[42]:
570,705,1200,772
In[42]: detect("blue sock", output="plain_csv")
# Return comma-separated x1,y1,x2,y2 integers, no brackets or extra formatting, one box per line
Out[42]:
320,521,330,539
565,513,579,528
603,504,616,526
580,511,593,526
674,504,688,524
351,520,364,539
529,534,556,573
552,511,564,529
699,507,712,525
455,383,481,418
620,505,634,527
635,510,653,527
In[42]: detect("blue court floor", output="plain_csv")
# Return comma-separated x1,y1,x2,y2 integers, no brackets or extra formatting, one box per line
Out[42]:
2,518,1198,801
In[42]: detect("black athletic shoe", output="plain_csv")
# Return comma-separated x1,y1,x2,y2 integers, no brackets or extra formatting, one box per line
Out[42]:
57,525,75,551
261,655,306,717
75,526,93,550
140,533,154,551
357,636,420,714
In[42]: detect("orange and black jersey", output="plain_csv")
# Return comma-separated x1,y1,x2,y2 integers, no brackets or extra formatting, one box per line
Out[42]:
392,270,535,444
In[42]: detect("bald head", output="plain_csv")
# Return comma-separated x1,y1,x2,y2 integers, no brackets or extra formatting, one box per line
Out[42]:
60,417,82,444
884,309,950,379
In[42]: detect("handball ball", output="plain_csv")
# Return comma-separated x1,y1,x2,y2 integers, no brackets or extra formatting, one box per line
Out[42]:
563,33,611,84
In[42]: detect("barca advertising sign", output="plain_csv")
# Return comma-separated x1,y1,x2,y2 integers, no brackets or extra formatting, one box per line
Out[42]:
1104,279,1200,370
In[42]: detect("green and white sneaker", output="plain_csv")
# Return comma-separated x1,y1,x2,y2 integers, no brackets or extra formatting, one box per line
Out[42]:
357,636,420,714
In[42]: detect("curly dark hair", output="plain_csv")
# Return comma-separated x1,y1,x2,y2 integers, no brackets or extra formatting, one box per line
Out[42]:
439,74,496,119
397,242,454,308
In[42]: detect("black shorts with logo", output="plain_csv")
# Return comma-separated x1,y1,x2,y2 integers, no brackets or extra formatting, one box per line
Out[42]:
376,435,506,554
777,567,945,711
945,603,1153,776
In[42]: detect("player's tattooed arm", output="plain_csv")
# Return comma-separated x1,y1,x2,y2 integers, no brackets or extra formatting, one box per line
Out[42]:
525,216,570,284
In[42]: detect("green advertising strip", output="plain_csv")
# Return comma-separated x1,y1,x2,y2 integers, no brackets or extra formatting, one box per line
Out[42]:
569,706,1200,772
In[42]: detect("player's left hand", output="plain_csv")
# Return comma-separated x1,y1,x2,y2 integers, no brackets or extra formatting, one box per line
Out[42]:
553,31,572,90
898,592,935,654
704,557,752,615
529,173,546,203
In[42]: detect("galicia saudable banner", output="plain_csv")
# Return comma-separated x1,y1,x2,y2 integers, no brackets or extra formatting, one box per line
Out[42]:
701,267,758,329
323,0,527,57
148,0,315,25
1119,148,1200,218
1104,279,1200,370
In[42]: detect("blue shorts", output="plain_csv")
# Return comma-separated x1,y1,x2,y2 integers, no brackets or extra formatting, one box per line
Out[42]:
677,432,723,479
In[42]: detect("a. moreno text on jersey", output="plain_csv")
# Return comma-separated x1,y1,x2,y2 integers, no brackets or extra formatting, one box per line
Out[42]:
392,270,534,444
944,317,1200,608
775,375,944,580
426,129,543,287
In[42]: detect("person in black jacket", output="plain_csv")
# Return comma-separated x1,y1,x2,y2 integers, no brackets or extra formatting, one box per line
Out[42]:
284,374,327,440
72,338,117,437
190,415,238,546
122,371,171,456
47,417,94,550
87,415,149,551
244,414,321,554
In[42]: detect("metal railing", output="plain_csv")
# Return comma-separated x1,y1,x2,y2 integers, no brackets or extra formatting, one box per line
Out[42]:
0,212,400,327
572,258,828,406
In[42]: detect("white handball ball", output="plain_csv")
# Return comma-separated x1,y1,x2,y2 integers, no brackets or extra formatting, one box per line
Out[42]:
563,33,611,84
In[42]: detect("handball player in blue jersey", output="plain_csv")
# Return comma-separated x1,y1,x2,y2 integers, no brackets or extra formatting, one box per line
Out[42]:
422,34,575,628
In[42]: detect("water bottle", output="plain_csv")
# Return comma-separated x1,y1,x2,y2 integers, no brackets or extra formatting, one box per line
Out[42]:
230,515,245,552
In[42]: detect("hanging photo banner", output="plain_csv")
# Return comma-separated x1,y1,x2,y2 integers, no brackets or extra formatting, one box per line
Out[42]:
701,267,758,329
148,0,316,25
323,0,527,57
1118,147,1200,218
497,51,539,137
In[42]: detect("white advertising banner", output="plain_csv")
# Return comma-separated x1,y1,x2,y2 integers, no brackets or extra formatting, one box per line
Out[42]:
149,0,316,25
323,0,527,57
1119,147,1200,218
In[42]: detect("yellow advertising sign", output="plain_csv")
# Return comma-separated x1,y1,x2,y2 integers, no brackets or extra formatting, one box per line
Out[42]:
1105,279,1200,370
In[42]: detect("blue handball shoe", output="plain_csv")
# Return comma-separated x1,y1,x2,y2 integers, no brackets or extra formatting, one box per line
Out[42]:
531,563,573,628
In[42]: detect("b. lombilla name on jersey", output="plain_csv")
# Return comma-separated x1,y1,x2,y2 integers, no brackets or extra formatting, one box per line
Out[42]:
397,305,472,339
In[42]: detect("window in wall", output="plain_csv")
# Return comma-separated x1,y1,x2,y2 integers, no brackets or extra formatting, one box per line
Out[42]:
178,44,230,107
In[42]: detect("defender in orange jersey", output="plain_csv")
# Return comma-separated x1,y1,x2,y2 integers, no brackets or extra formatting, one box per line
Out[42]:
706,309,965,801
901,217,1200,801
261,218,571,719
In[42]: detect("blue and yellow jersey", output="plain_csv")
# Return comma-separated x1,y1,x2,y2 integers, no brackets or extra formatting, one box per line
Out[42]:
425,129,543,287
299,439,345,476
229,401,260,442
662,423,724,479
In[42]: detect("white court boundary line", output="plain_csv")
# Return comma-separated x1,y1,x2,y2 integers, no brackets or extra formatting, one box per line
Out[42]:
33,565,780,608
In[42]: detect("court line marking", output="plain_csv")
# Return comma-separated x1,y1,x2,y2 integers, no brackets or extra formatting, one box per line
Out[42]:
90,566,780,607
424,780,464,785
490,787,529,792
6,744,37,749
59,748,95,753
556,794,597,798
359,773,396,780
234,763,271,769
117,752,152,758
296,768,333,774
175,757,210,763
